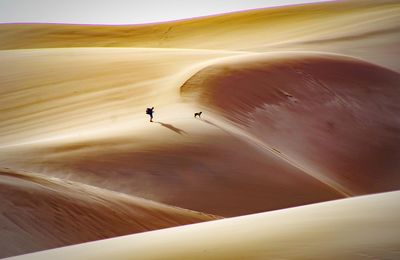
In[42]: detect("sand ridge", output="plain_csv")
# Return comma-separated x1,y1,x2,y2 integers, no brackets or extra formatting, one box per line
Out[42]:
0,0,399,70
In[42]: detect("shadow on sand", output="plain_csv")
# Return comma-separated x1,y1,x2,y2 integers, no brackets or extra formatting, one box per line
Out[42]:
155,122,187,135
200,118,232,136
201,119,218,128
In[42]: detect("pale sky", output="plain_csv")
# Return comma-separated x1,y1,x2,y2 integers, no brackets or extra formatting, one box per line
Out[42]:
0,0,331,25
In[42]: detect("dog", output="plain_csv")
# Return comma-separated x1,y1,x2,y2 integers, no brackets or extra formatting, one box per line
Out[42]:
194,111,202,118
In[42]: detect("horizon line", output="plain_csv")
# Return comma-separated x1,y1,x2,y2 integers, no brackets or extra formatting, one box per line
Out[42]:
0,0,334,27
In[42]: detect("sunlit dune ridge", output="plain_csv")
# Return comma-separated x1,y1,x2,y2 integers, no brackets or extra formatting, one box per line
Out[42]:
0,0,400,258
0,0,399,70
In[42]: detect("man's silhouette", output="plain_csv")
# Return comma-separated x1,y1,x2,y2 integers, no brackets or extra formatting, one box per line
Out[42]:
146,107,154,122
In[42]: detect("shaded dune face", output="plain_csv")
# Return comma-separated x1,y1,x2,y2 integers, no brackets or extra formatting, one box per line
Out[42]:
181,54,400,195
0,168,218,258
4,130,343,218
11,191,400,260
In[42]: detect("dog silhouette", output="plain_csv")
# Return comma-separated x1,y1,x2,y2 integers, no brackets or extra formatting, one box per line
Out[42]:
194,111,202,118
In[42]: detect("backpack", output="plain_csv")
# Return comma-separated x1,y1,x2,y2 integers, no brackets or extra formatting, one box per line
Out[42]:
146,108,152,114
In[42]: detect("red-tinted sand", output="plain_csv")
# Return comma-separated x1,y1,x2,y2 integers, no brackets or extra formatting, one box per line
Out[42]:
181,53,400,195
4,129,343,217
0,168,218,258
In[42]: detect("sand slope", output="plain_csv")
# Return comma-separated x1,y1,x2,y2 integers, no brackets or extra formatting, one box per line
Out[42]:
2,51,399,218
0,0,399,70
0,48,236,146
7,191,400,260
0,168,218,258
2,118,344,217
1,0,399,258
181,53,400,195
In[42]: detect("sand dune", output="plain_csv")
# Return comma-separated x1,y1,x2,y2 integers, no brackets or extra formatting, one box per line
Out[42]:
181,52,400,195
0,49,348,217
0,168,218,258
1,0,399,258
0,48,237,146
3,52,398,219
2,115,343,217
1,0,399,70
7,191,400,260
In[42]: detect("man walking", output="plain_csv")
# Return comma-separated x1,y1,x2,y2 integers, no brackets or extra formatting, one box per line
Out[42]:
146,107,154,122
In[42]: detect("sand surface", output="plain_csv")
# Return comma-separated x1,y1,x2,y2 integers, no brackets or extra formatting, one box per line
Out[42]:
0,0,399,258
7,191,400,260
0,168,218,258
1,0,399,71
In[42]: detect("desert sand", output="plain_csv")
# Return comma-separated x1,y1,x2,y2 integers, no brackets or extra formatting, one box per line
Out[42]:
0,167,218,257
7,191,400,260
0,0,399,258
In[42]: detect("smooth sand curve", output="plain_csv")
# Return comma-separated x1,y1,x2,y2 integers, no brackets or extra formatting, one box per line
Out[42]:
7,191,400,260
1,0,399,258
0,168,218,258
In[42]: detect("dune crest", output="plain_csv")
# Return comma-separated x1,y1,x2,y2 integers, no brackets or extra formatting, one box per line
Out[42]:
1,0,399,70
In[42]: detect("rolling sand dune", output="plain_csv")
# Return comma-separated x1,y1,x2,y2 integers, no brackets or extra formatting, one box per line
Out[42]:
1,117,343,217
0,48,237,146
0,0,399,70
7,191,400,260
181,53,400,195
0,168,218,258
1,0,399,258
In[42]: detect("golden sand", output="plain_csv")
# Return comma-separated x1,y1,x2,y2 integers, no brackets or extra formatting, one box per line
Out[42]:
1,0,399,258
